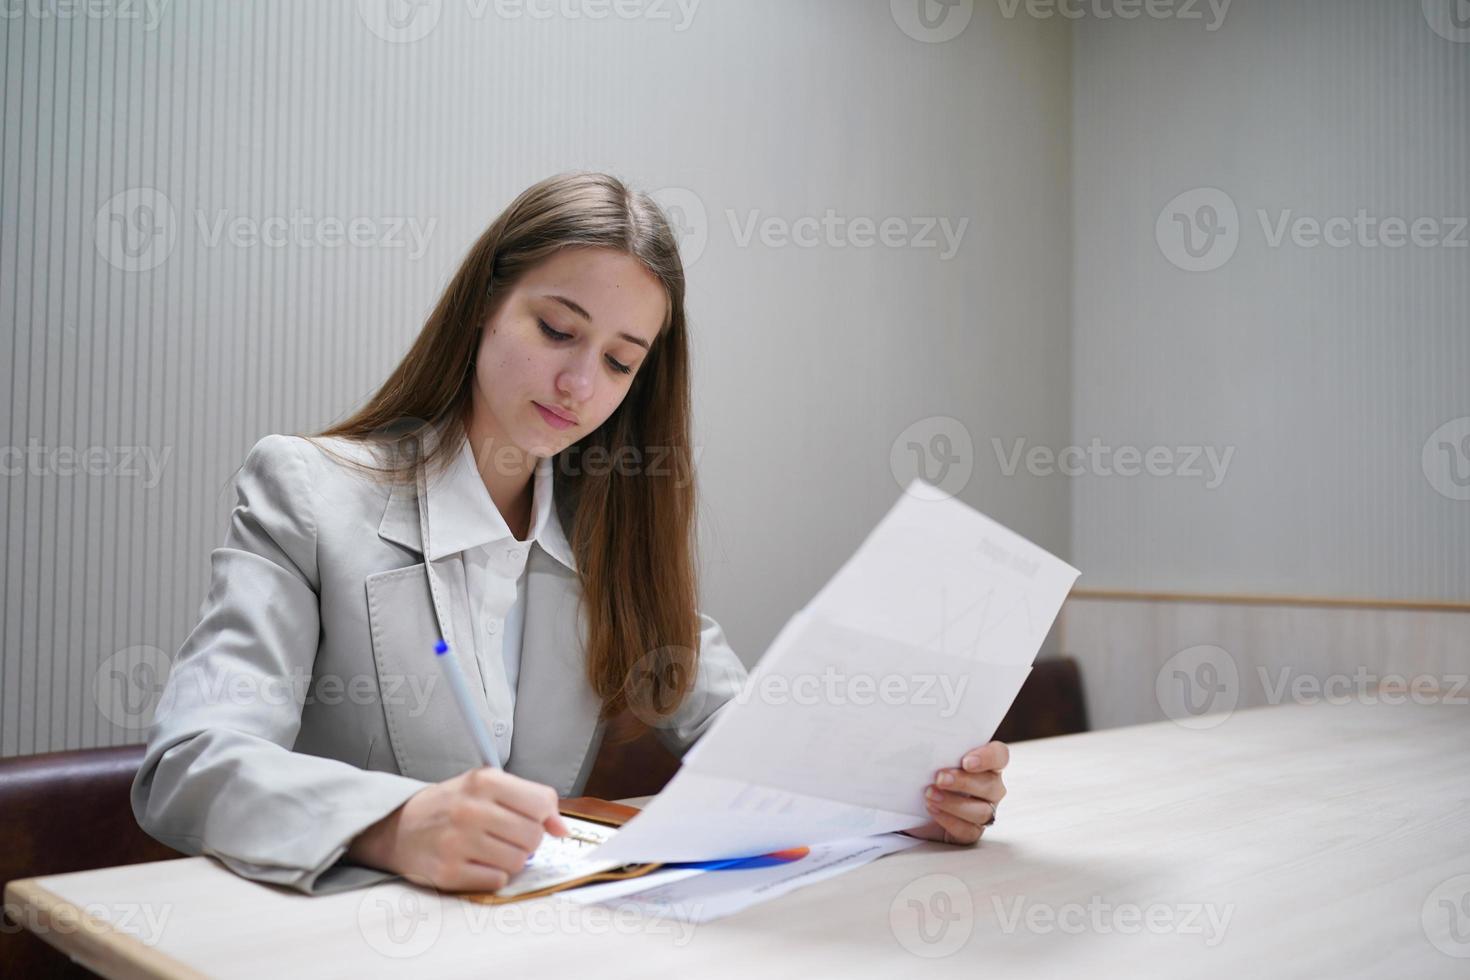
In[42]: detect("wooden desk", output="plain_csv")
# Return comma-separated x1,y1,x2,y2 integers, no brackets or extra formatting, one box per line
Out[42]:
8,700,1469,979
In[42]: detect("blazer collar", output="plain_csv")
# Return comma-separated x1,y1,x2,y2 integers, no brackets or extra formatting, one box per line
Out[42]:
375,427,577,573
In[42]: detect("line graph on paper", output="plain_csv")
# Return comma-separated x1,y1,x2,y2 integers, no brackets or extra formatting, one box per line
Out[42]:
916,582,1038,661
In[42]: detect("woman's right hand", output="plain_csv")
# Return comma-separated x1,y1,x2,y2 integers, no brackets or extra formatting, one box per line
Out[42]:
347,767,570,891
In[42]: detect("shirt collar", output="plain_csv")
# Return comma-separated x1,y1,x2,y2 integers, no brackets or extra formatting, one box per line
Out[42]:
423,435,576,572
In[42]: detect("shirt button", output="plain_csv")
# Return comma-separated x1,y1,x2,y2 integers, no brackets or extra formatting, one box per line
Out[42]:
493,721,509,736
506,546,525,562
485,620,500,635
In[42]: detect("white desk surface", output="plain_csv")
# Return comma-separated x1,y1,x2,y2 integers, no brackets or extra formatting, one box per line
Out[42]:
8,700,1469,979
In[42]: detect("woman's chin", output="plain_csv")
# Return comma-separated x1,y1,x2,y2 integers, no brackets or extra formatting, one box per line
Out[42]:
519,431,563,459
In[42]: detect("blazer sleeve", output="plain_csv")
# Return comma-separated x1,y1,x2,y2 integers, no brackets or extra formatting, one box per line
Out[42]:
651,611,750,758
130,434,429,895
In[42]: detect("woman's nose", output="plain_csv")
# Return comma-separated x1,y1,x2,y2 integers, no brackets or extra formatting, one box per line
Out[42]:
557,365,593,402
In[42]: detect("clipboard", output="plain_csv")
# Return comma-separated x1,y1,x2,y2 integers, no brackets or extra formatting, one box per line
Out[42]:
463,796,664,905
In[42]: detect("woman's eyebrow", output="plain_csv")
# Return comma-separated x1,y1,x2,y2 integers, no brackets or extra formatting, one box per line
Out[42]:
548,294,651,350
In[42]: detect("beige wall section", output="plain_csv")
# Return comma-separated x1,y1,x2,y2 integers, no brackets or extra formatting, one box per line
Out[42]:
1061,595,1470,732
0,3,1074,756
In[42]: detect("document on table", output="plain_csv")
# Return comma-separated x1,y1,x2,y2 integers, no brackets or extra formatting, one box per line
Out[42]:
563,833,923,922
588,479,1080,866
494,815,628,899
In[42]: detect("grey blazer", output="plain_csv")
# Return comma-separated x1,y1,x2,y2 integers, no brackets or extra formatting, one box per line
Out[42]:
131,433,748,895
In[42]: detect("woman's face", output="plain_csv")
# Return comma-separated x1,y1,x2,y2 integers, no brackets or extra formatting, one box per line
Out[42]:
471,246,668,460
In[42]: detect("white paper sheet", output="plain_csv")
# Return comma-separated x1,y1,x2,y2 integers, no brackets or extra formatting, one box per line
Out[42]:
494,815,627,899
588,480,1079,867
590,768,922,865
689,613,1036,815
575,833,922,923
554,865,709,905
808,481,1079,667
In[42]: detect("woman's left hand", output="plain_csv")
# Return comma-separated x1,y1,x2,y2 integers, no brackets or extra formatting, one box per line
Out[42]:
900,740,1009,845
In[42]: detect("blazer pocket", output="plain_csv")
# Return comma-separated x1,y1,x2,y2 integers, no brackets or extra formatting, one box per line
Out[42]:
365,564,439,777
364,563,479,782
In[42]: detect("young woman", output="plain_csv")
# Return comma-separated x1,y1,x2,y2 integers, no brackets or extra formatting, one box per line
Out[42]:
131,171,1008,897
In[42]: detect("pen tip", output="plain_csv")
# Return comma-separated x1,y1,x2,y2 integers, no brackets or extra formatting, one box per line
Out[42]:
434,638,448,655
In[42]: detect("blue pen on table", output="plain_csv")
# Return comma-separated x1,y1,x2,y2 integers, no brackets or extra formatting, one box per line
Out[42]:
433,638,503,770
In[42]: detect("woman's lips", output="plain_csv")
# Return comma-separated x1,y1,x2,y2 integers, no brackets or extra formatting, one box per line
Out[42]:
533,402,576,430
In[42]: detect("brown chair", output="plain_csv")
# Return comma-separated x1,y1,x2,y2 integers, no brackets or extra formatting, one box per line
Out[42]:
0,745,181,979
582,709,686,801
994,655,1090,743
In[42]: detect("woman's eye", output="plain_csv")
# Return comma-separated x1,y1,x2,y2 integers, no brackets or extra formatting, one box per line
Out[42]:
538,319,570,341
541,319,633,376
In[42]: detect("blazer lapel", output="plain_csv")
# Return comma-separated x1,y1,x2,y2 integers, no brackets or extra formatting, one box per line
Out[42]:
505,547,605,796
368,442,604,794
365,470,501,782
375,477,421,553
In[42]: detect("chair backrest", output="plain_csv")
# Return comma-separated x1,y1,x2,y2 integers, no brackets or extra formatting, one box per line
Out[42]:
580,709,683,801
0,744,181,979
994,655,1090,743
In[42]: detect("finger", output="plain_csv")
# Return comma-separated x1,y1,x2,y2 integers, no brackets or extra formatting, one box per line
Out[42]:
448,795,542,854
445,860,512,893
463,830,534,875
409,857,509,894
469,769,561,824
961,741,1009,773
934,768,1006,803
925,786,998,828
482,802,546,853
544,812,569,837
923,802,984,845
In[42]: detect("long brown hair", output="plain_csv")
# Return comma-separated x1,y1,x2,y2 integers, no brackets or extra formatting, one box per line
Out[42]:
311,171,701,729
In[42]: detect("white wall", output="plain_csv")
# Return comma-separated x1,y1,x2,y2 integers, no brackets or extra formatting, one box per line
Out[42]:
1062,0,1468,730
0,0,1074,755
1070,0,1470,602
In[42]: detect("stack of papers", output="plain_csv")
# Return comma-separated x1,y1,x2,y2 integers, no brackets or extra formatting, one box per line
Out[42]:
562,833,923,923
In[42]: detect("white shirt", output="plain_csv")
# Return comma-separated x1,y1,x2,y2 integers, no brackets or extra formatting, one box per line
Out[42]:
422,437,577,760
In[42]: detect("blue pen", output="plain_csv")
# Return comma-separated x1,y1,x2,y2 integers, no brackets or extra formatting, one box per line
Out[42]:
433,638,502,770
434,639,571,850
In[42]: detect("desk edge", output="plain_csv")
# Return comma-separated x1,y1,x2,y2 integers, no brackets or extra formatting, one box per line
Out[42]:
5,877,207,980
